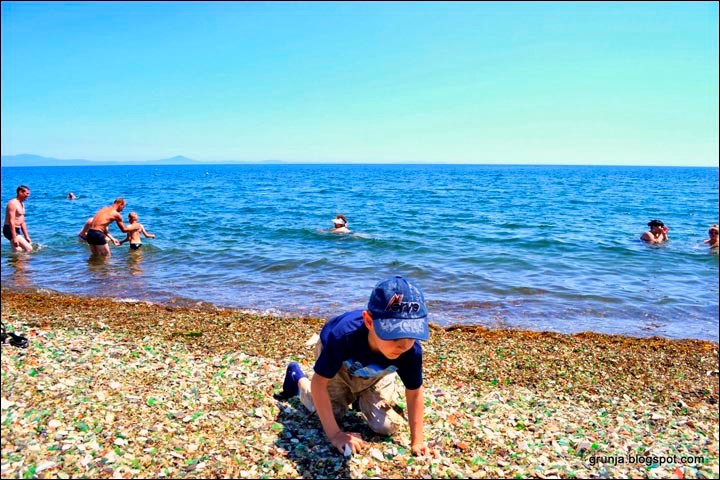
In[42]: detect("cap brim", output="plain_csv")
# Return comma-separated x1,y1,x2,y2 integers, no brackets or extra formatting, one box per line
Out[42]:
373,316,429,341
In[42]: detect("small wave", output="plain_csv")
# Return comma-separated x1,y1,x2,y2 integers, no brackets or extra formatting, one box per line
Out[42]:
428,299,501,310
497,222,526,229
116,297,145,304
237,307,286,317
346,232,377,240
309,228,379,241
125,243,161,252
256,257,332,273
552,292,625,304
507,286,552,296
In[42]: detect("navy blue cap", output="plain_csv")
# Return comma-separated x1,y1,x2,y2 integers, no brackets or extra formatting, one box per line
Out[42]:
367,275,429,341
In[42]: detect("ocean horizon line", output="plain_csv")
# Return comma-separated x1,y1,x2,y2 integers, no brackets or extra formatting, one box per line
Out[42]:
2,152,718,168
2,160,717,169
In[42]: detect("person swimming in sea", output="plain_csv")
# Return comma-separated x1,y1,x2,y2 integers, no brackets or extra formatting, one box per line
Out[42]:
641,219,669,244
330,214,351,234
704,224,719,249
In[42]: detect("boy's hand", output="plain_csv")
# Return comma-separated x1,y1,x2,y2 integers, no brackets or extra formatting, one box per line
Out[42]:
411,442,437,457
330,431,364,454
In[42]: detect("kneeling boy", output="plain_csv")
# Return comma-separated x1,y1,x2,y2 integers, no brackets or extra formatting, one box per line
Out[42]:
278,275,433,456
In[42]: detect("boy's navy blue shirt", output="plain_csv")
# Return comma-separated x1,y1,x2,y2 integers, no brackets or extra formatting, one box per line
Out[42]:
314,310,423,390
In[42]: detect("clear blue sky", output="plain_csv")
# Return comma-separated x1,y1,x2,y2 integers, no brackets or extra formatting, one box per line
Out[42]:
1,1,718,165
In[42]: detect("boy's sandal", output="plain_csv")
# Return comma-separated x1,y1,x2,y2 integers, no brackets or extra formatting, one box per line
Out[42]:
8,332,29,348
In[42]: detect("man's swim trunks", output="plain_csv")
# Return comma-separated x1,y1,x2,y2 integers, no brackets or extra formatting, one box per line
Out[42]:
86,229,107,246
129,243,142,250
3,225,22,241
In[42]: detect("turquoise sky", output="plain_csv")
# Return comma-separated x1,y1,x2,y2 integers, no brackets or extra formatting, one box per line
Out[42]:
1,1,718,166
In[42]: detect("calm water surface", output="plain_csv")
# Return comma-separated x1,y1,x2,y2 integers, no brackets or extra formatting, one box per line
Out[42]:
1,164,718,341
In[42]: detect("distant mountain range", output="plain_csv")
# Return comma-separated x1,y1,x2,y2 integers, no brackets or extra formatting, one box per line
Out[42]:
0,154,286,167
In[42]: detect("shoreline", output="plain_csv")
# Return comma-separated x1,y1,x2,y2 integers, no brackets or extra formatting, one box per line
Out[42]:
3,284,717,344
2,289,718,478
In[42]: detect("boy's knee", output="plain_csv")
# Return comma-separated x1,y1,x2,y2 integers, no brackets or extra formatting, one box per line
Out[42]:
367,415,398,436
362,400,402,436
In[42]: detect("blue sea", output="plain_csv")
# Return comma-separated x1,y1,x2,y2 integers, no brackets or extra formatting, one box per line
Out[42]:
1,164,718,341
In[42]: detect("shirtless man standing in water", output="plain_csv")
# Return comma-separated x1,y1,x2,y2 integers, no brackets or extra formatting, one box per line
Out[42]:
78,216,119,245
86,197,130,257
3,185,32,252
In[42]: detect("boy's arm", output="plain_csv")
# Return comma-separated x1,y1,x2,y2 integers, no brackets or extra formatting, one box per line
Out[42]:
406,386,433,456
141,225,156,239
311,373,364,454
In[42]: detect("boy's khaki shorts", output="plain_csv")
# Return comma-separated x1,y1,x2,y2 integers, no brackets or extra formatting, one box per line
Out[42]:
297,340,404,436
